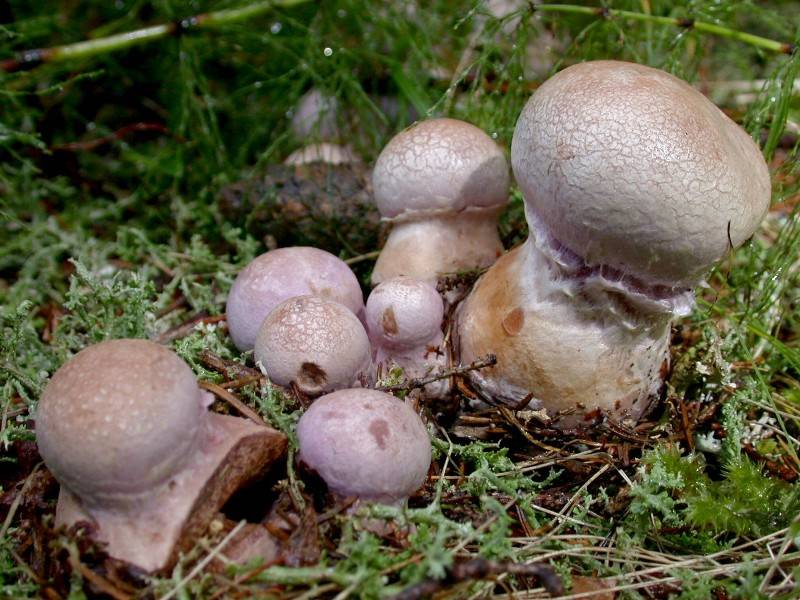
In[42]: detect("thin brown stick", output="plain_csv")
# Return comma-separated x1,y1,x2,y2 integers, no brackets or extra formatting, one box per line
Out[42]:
343,250,380,265
152,314,226,344
199,350,262,380
389,558,564,600
0,463,42,539
376,354,497,394
66,546,131,600
199,381,266,426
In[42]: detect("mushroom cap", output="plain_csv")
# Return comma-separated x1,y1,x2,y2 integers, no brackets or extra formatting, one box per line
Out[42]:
36,339,208,507
373,118,510,219
365,276,444,351
254,296,371,395
291,89,340,141
297,389,431,503
511,60,771,287
226,247,364,351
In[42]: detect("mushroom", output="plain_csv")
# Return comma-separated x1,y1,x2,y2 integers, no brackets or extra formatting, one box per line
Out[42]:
254,295,372,396
226,246,364,352
370,118,510,285
296,388,431,504
35,339,286,572
456,60,771,426
284,142,360,166
365,276,447,397
291,88,340,141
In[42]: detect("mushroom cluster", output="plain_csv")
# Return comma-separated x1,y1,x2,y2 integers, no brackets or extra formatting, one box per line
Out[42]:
36,59,771,574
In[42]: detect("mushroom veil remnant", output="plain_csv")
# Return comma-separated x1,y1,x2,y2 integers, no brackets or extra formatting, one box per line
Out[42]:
457,60,771,426
371,118,510,285
226,246,364,352
35,339,286,572
297,389,431,504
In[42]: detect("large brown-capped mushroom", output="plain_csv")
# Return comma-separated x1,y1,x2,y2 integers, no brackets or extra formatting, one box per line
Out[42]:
35,339,286,572
254,295,372,396
365,277,447,397
457,61,771,426
296,389,431,504
226,247,364,352
371,118,510,285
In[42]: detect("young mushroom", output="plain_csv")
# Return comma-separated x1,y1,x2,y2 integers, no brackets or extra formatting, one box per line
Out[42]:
296,389,431,504
370,118,510,285
226,246,364,352
365,276,447,397
456,60,771,426
35,339,286,572
254,295,372,396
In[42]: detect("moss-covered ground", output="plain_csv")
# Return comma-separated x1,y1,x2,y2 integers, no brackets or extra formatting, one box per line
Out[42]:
1,1,799,598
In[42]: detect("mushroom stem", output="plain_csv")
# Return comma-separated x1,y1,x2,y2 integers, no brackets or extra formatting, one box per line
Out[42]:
372,207,504,285
456,235,671,426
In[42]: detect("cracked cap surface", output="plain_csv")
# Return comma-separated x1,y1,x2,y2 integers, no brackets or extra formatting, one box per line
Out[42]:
511,60,771,287
373,118,510,219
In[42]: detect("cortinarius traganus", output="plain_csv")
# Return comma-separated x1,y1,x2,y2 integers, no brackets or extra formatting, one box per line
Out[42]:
457,61,771,426
297,389,431,504
371,118,510,285
35,339,286,571
226,246,364,352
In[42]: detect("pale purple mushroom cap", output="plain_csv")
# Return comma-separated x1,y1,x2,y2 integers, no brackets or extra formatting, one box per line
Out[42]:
254,296,372,396
512,60,771,288
372,118,510,220
36,339,209,507
226,247,364,351
365,277,444,351
297,389,431,503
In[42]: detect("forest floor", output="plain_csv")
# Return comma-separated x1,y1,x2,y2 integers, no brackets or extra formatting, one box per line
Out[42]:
1,1,799,598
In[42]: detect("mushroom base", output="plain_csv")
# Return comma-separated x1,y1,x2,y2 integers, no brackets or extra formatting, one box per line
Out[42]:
371,208,504,285
456,240,671,427
55,415,287,572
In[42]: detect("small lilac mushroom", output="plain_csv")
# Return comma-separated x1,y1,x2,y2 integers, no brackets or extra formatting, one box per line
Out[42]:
457,61,771,426
35,339,286,572
370,118,510,285
254,295,372,396
226,247,364,352
297,389,431,504
365,277,447,397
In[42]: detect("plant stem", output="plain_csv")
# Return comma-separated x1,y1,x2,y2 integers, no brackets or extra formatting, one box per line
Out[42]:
1,0,312,73
533,3,795,55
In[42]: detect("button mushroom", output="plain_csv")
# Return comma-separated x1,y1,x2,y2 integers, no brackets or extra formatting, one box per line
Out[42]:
365,276,447,397
226,246,364,352
254,295,372,396
370,118,510,285
35,339,286,572
296,388,431,504
456,60,771,426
